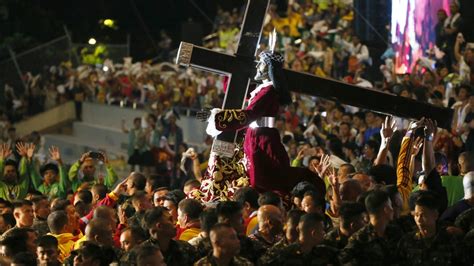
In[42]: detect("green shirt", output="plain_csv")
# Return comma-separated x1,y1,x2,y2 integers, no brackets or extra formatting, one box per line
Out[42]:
441,175,464,207
0,158,30,201
30,163,68,199
68,161,118,192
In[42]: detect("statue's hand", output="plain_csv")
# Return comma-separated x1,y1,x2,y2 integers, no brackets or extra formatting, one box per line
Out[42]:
196,107,212,122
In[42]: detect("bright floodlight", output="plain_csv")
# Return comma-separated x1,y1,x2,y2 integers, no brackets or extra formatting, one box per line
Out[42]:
104,19,114,27
88,38,97,45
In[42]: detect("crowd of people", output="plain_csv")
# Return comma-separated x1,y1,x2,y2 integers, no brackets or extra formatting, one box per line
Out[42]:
0,0,473,265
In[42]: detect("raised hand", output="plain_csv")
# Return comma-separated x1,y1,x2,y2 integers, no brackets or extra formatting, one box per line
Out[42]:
113,176,129,196
424,119,438,139
100,151,109,164
79,152,90,164
0,144,12,160
49,146,62,164
26,143,36,160
313,154,331,177
16,142,29,158
380,116,397,145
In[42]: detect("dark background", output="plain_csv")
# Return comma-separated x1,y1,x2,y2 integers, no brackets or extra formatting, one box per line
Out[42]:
0,0,245,61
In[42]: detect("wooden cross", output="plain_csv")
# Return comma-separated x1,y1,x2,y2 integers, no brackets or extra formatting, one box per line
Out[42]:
176,0,453,159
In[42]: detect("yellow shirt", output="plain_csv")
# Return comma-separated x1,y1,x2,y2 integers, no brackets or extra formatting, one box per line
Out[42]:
48,232,83,263
179,227,201,241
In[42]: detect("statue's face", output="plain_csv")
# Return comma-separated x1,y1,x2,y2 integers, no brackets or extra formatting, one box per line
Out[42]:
254,59,269,81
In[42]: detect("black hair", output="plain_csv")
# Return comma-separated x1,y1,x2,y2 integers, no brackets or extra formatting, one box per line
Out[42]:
291,181,317,199
91,184,108,200
163,190,186,206
216,201,242,221
40,163,59,176
200,208,218,234
299,213,324,232
303,191,326,208
286,209,305,226
143,207,167,230
369,165,397,185
137,245,161,265
414,191,440,211
1,213,15,228
339,202,366,229
76,190,93,205
258,191,282,207
365,190,390,215
131,172,147,191
12,252,37,265
37,235,58,249
233,187,259,210
12,200,32,210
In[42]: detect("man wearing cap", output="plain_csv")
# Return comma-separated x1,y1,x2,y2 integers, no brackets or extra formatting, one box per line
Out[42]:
30,146,68,199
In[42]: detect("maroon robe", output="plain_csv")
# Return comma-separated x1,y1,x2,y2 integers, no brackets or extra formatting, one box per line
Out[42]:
214,83,325,198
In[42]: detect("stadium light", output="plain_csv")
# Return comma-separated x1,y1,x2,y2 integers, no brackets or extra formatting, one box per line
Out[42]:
103,19,115,27
88,38,97,45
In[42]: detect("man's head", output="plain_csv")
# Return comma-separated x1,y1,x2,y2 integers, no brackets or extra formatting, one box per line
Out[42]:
255,51,284,81
1,227,37,255
177,199,203,228
40,163,59,186
152,187,170,207
136,244,166,266
36,235,59,266
365,190,394,221
120,227,146,252
458,151,474,175
381,185,403,219
291,181,317,209
162,190,185,223
126,172,147,196
131,191,153,213
285,209,305,244
73,190,92,208
31,196,50,220
80,157,96,180
51,200,80,233
47,211,68,234
183,179,201,195
3,159,18,184
437,9,447,22
0,199,13,214
144,207,176,240
463,172,474,201
93,206,117,229
413,192,440,237
216,201,245,235
0,213,14,234
450,2,459,14
12,200,33,228
353,173,375,192
257,205,283,235
73,242,106,266
340,179,363,202
200,208,218,237
90,184,107,205
301,191,325,214
210,223,241,258
337,164,356,182
298,213,325,247
339,202,366,236
233,187,259,219
85,218,114,247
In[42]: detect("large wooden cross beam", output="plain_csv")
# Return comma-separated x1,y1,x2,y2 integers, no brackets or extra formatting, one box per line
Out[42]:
177,0,453,156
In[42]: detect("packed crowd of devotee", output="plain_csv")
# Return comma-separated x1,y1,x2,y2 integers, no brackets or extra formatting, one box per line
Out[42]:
0,0,473,265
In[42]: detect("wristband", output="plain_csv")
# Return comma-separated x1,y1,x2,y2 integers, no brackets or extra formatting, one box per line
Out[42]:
425,134,434,141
